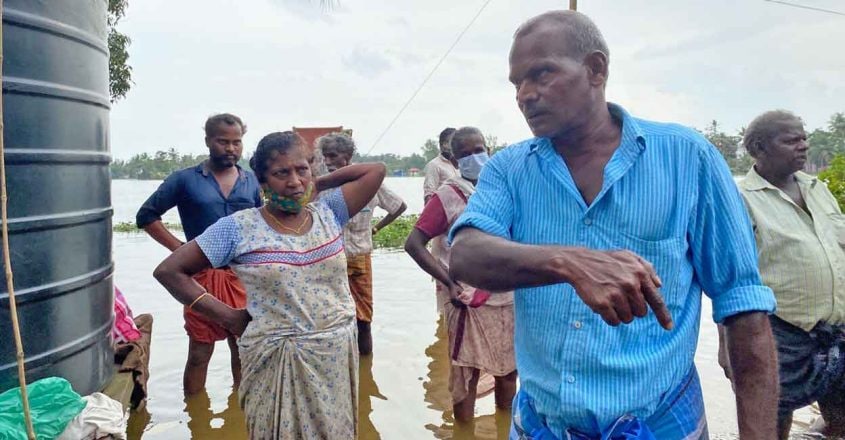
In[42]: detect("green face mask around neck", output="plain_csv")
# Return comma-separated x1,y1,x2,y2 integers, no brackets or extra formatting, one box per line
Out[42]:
263,183,314,214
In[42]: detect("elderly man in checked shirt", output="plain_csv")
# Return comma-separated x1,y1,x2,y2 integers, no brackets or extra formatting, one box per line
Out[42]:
448,11,779,440
718,110,845,439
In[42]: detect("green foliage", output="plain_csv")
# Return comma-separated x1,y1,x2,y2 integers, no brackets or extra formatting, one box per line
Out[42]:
353,153,427,176
111,148,209,179
371,215,418,249
808,113,845,170
115,217,415,250
819,154,845,211
700,120,751,174
114,221,182,232
107,0,132,102
485,134,509,155
421,139,439,162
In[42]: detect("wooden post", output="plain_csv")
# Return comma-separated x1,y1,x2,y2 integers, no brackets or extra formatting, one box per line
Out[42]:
570,0,577,10
0,1,37,439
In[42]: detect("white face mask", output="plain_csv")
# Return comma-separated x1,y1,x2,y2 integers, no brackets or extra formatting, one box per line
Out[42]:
457,152,490,180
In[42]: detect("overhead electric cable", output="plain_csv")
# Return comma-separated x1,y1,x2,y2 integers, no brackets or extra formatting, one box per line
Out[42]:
764,0,845,16
364,0,494,155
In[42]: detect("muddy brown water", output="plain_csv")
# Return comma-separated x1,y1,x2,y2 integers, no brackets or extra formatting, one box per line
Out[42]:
111,179,817,439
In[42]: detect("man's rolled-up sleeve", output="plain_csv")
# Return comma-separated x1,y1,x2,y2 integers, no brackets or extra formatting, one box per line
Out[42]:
689,141,776,323
136,173,180,229
448,152,514,243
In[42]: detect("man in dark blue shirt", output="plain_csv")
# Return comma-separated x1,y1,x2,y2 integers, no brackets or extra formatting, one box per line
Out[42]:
136,113,261,395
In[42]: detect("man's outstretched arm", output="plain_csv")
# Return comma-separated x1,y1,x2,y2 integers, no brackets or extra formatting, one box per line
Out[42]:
450,227,673,329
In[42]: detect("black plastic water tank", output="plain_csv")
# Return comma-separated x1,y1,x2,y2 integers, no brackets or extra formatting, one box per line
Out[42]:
0,0,114,394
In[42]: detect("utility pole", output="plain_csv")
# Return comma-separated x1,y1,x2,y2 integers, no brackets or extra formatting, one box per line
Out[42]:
569,0,577,10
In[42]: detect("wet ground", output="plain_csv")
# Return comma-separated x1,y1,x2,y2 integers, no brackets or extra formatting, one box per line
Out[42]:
114,236,819,439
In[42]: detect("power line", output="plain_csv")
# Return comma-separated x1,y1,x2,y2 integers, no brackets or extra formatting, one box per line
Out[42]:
764,0,845,16
364,0,495,155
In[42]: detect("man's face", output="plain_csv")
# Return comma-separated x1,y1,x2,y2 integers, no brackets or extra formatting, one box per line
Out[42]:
508,27,596,139
440,137,454,160
205,124,243,168
452,134,487,161
322,146,352,172
759,120,809,174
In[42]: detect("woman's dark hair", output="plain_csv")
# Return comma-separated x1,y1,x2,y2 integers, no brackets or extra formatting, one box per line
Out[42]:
249,131,305,183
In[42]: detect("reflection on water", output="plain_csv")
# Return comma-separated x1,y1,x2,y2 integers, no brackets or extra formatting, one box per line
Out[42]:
184,390,246,439
359,354,386,440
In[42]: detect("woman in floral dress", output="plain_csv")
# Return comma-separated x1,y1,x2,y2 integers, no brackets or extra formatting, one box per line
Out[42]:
154,131,386,439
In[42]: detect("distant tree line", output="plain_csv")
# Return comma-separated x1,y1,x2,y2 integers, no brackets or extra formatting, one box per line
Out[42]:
111,115,844,180
112,148,207,179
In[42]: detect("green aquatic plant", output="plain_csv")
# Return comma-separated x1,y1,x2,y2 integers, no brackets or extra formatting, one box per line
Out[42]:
819,154,845,212
371,215,418,249
113,221,182,233
113,217,418,250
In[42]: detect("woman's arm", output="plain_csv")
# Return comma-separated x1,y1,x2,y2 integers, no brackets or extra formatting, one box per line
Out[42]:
315,163,386,218
153,241,250,336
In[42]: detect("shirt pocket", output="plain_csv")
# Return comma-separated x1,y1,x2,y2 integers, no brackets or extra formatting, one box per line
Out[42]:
613,233,688,310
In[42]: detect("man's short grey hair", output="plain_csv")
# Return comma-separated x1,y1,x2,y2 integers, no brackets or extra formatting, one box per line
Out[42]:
515,10,609,62
450,126,485,153
743,110,802,158
317,132,356,157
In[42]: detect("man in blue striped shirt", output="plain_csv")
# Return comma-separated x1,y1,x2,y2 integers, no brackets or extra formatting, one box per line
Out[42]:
449,11,779,440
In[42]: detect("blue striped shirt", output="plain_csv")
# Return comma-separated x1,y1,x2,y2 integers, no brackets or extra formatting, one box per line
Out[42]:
449,104,775,436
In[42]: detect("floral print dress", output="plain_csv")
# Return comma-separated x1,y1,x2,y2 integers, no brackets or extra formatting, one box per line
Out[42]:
195,188,357,439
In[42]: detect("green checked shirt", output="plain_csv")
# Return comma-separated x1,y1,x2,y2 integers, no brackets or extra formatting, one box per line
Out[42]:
740,167,845,331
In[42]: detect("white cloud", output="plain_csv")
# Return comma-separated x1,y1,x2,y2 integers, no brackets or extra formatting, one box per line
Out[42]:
109,0,845,159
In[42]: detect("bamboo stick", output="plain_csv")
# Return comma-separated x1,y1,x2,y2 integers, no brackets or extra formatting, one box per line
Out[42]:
570,0,577,10
0,0,37,438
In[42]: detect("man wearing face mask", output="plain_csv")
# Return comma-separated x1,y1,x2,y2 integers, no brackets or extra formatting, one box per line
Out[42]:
405,126,517,425
136,113,262,396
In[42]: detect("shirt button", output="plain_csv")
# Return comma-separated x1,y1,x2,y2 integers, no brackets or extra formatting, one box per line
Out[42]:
583,218,593,226
567,375,576,383
573,321,582,329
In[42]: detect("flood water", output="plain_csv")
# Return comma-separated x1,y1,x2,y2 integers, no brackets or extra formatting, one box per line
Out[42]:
112,178,818,439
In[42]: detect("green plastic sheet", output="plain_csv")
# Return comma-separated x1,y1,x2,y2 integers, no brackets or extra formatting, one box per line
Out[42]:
0,377,86,440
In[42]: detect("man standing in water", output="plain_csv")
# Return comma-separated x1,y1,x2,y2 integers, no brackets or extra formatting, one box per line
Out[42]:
405,126,517,425
449,11,779,439
319,133,407,355
136,113,262,395
719,110,845,439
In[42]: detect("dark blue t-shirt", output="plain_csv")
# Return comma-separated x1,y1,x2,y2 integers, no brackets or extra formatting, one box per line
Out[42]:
136,162,262,241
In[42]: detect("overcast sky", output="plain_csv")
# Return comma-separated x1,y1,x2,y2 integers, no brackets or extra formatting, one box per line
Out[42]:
109,0,845,160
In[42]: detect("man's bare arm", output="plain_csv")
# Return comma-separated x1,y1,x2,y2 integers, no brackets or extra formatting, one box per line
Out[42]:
374,202,407,233
143,220,184,252
724,311,778,439
449,227,672,329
